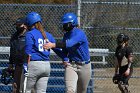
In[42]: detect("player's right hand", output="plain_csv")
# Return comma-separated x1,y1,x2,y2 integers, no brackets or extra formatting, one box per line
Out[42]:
62,61,70,67
43,42,55,49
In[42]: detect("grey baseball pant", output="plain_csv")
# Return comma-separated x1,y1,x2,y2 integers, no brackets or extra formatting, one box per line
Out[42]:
64,62,91,93
24,61,50,93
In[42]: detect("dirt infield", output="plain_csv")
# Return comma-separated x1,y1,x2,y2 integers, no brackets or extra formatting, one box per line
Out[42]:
93,68,140,93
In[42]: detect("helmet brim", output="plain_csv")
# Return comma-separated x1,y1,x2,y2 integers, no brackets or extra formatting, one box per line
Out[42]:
13,17,26,25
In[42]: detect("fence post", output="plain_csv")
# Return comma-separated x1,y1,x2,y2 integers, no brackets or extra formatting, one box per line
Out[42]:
77,0,81,26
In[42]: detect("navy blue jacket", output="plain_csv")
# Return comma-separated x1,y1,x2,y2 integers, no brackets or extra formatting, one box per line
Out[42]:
9,32,26,65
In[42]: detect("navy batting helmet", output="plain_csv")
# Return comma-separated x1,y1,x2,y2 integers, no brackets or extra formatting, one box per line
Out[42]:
117,33,129,45
61,13,78,26
26,12,42,26
14,17,26,25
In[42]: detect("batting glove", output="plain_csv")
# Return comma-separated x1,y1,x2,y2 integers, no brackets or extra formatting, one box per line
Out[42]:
23,63,28,76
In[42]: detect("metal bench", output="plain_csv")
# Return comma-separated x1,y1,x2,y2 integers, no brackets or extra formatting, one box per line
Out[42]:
89,48,109,64
0,47,109,64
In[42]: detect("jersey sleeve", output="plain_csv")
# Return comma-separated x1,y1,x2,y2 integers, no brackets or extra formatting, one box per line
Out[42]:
52,48,69,61
115,47,117,57
66,31,85,48
25,32,34,55
9,33,17,64
48,33,56,43
9,40,14,64
125,47,133,58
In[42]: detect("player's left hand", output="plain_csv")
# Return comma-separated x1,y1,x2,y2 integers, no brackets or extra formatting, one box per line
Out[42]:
124,68,130,76
23,63,28,76
112,74,120,84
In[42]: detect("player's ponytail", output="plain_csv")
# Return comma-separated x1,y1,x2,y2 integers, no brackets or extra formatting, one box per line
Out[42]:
35,22,49,42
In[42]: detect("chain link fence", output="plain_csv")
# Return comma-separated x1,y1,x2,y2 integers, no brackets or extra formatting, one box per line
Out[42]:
80,0,140,93
0,0,140,93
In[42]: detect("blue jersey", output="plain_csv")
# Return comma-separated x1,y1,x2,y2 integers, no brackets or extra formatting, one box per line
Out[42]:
25,28,67,61
63,27,90,61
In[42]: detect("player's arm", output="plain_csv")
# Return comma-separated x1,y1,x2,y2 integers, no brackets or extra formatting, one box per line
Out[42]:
127,50,133,69
44,31,85,49
124,47,133,76
125,47,133,69
25,33,34,55
23,33,33,74
127,47,133,69
52,48,69,62
114,49,119,75
9,42,14,65
127,54,133,69
8,36,15,69
49,34,69,62
114,57,119,75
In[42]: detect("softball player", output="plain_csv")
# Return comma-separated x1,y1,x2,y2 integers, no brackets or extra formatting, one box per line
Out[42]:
43,12,91,93
113,33,133,93
8,17,27,93
24,12,68,93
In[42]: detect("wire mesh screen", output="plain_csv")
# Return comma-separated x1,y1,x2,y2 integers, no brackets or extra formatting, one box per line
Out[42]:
0,0,140,93
81,1,140,93
0,4,76,46
0,4,77,93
